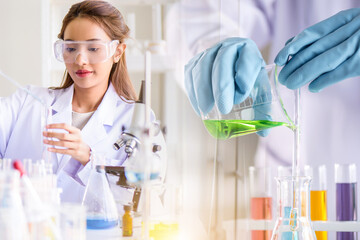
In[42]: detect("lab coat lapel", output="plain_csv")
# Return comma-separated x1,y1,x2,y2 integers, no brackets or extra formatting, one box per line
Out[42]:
51,85,74,172
80,83,118,148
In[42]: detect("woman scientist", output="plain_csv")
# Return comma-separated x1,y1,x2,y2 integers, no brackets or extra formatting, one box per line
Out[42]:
168,0,360,223
0,1,166,203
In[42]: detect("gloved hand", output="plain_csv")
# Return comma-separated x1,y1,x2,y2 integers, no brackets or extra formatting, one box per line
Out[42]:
275,8,360,92
185,37,266,115
184,37,271,137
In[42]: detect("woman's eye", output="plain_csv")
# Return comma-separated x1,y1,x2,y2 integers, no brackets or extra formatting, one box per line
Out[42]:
89,48,98,52
65,47,76,52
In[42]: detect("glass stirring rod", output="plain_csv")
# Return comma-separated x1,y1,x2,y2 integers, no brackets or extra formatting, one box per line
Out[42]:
290,88,301,232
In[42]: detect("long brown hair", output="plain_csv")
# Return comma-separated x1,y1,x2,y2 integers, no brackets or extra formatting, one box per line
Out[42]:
55,0,137,101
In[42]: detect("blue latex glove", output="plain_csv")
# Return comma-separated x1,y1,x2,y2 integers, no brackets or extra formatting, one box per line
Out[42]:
275,8,360,92
185,37,266,115
184,37,271,137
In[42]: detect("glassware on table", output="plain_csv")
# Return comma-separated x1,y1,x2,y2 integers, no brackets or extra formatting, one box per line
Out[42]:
0,171,29,240
58,203,86,240
271,176,316,240
335,163,357,240
82,158,119,229
202,64,296,139
249,166,273,240
304,165,328,240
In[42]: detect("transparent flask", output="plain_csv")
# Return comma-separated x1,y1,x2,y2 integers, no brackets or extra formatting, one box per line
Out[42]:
82,164,119,229
0,171,29,240
202,64,297,139
271,176,316,240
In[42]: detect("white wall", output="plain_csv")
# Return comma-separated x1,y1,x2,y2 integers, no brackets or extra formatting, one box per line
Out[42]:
0,0,45,96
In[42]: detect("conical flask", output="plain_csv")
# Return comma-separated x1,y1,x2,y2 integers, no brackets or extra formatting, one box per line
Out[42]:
271,176,316,240
82,163,119,229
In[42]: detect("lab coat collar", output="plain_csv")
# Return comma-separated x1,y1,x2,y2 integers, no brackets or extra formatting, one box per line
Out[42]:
51,82,121,126
50,82,122,173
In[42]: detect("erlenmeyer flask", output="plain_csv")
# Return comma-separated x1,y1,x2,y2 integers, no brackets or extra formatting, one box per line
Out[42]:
202,64,296,139
271,176,316,240
82,164,119,229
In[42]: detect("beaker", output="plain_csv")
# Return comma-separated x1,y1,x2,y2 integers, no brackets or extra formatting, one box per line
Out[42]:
202,64,296,139
0,171,29,240
82,164,119,229
249,166,273,240
271,176,316,240
304,165,327,240
335,163,357,240
59,203,86,240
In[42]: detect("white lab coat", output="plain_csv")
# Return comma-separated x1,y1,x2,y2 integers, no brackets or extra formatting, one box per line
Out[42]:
166,0,360,222
0,83,166,204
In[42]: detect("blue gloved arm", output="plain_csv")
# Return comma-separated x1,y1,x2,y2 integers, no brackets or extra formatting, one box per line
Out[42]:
275,8,360,92
184,37,266,116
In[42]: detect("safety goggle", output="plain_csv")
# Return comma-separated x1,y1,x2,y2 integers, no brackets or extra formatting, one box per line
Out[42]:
54,40,119,64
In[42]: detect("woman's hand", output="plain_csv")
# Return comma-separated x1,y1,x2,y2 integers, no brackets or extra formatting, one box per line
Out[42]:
43,123,90,166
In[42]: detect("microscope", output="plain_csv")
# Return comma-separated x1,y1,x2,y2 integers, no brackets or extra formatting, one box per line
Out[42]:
106,80,164,212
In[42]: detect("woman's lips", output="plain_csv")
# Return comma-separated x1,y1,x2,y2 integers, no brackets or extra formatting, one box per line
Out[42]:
76,70,93,77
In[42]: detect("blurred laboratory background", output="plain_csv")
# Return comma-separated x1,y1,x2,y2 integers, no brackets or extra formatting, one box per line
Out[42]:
1,0,360,239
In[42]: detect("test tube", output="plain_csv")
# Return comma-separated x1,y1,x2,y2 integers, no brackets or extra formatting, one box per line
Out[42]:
249,166,273,240
304,165,328,240
335,163,357,240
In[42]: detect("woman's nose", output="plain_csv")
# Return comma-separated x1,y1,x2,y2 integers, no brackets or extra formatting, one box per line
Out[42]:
74,52,89,65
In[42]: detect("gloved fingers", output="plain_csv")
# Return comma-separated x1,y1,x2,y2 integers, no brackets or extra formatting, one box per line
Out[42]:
282,28,360,90
184,52,204,116
212,40,247,114
309,49,360,92
285,36,295,46
253,68,272,137
191,44,223,115
275,8,360,66
253,104,272,137
278,14,360,85
213,39,263,115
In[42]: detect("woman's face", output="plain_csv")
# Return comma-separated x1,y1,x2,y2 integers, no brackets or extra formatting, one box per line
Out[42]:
63,17,124,91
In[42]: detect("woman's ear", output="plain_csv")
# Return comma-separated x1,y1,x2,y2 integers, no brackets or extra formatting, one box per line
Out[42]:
114,43,126,63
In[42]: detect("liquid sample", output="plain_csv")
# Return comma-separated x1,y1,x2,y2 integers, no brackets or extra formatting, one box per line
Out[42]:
251,197,272,240
146,222,179,240
310,190,327,240
86,218,118,229
336,182,358,240
203,119,291,140
283,206,298,240
125,171,160,183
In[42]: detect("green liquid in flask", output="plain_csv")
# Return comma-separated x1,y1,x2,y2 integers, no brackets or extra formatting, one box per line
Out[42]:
203,119,291,140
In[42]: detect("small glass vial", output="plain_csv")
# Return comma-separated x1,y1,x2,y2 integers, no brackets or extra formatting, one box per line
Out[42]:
122,205,133,237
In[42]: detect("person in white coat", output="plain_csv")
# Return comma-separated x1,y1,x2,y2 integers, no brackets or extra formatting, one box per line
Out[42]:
0,1,166,204
167,0,360,225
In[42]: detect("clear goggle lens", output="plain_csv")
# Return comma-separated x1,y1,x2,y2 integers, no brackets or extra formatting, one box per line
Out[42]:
54,40,119,64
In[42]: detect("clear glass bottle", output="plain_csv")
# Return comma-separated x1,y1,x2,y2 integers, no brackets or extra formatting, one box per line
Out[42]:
122,205,133,237
82,165,119,229
271,176,316,240
0,171,29,240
